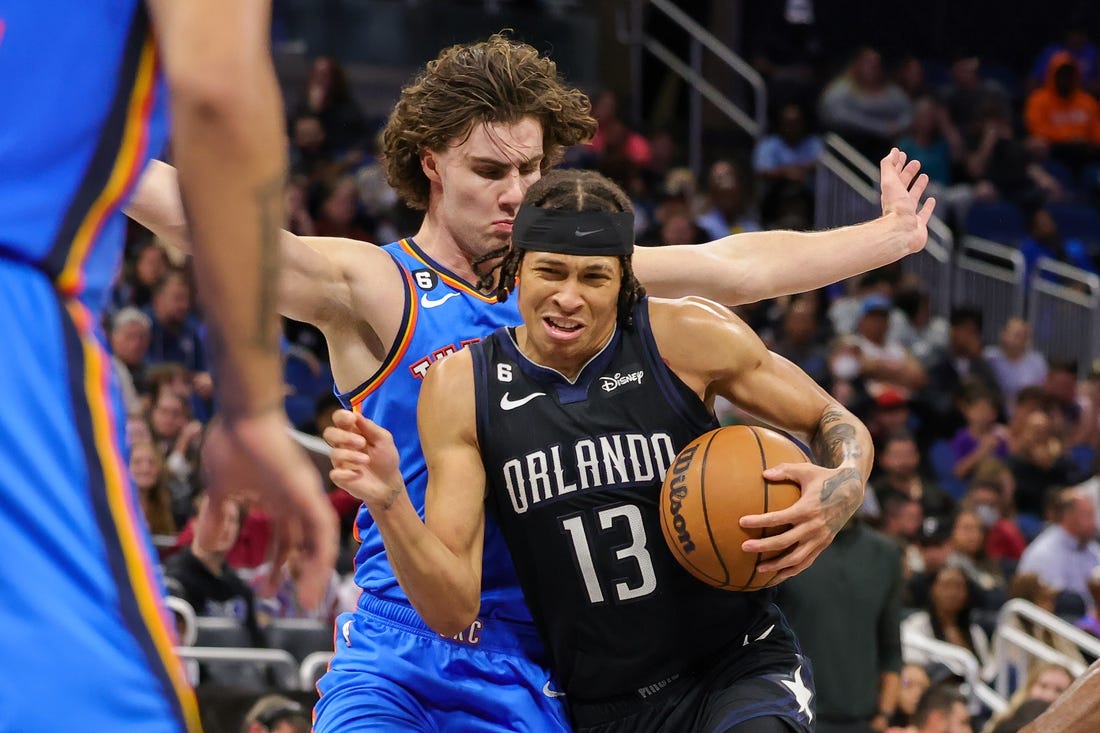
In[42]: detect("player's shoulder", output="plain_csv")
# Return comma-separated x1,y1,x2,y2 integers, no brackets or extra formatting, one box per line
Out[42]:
646,296,754,347
423,346,475,393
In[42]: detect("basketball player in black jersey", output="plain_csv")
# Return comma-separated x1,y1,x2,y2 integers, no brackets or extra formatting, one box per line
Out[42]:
325,169,874,732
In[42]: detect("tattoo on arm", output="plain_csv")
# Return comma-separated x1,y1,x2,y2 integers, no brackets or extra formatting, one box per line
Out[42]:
253,171,285,354
811,408,863,468
811,407,867,533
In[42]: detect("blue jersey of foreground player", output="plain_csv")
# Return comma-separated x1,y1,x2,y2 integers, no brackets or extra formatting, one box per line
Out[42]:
338,238,531,624
316,238,569,732
0,3,199,732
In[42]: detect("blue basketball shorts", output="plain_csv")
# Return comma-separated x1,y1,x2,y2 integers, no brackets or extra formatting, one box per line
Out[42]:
314,594,571,732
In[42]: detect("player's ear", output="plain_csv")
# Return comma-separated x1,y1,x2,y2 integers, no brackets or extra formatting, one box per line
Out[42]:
421,149,442,184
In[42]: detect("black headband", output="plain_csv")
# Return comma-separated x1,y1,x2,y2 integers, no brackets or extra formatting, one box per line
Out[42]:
512,207,634,256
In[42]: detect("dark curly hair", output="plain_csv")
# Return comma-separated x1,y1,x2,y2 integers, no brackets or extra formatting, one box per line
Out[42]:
483,169,646,327
381,33,597,210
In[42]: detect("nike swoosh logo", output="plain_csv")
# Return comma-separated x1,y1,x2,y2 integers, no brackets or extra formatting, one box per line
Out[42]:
500,391,545,410
743,624,775,646
574,228,604,237
421,292,460,308
542,680,566,698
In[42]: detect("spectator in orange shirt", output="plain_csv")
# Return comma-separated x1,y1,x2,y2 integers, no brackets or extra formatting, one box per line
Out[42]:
1025,52,1100,175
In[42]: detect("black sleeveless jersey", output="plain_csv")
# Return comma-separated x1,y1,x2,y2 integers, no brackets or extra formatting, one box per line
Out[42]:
469,298,775,704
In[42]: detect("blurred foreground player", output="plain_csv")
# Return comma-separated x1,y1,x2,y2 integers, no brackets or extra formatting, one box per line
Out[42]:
0,2,337,731
326,169,875,731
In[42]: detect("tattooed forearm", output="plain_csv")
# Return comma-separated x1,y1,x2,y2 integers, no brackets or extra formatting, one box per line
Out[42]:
811,407,864,468
821,467,863,534
810,405,874,534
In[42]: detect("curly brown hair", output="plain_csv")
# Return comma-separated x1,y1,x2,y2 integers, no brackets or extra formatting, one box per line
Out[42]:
486,169,646,327
381,33,597,210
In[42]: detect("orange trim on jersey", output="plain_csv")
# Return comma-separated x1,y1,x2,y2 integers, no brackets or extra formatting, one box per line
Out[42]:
398,239,498,303
347,267,419,408
56,34,158,296
66,301,202,733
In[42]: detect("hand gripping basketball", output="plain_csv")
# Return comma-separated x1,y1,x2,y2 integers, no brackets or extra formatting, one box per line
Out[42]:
659,425,807,591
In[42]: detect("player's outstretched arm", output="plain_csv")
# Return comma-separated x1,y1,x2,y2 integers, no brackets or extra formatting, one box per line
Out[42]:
633,149,935,305
650,298,873,581
125,159,401,328
146,0,338,610
325,351,487,636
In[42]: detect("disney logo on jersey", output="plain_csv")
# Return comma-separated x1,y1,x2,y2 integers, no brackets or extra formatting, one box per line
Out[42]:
600,369,644,394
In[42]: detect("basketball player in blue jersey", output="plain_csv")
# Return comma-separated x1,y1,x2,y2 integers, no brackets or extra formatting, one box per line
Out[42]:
324,168,876,732
0,2,337,732
125,34,931,731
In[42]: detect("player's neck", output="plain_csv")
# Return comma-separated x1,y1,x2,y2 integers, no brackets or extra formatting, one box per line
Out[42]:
414,211,503,293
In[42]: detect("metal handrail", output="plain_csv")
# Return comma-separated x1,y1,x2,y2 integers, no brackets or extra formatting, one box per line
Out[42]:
902,629,1007,714
996,599,1100,658
616,0,767,175
176,645,301,689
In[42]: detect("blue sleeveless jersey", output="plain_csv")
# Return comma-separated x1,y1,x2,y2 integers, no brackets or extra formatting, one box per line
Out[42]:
0,3,195,732
338,238,534,625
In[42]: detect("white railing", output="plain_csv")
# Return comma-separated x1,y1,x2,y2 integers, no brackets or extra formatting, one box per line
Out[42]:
902,629,1007,714
1029,258,1100,378
992,599,1100,698
954,236,1027,344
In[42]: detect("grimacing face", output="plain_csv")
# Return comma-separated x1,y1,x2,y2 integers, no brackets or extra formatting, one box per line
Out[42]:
421,117,544,270
515,251,622,379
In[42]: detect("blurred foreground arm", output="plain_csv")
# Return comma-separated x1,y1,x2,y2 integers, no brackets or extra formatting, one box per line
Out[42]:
146,0,337,609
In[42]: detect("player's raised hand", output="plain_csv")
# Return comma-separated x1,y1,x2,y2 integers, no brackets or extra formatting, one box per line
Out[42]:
879,147,936,254
739,461,864,583
201,410,339,612
324,409,406,511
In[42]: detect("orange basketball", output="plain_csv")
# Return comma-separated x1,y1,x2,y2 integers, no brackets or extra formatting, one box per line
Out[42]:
659,425,808,591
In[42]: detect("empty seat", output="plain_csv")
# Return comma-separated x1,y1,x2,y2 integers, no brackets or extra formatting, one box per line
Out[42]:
965,201,1028,244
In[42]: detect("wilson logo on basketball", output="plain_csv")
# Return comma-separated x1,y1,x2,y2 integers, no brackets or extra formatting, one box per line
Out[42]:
666,444,698,553
600,370,644,393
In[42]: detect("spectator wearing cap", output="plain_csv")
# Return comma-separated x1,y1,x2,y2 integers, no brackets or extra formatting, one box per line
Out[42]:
868,389,915,447
905,516,954,606
853,294,927,401
1018,487,1100,613
241,694,309,733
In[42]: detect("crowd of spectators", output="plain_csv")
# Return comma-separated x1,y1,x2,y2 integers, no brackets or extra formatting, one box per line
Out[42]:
103,20,1100,731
